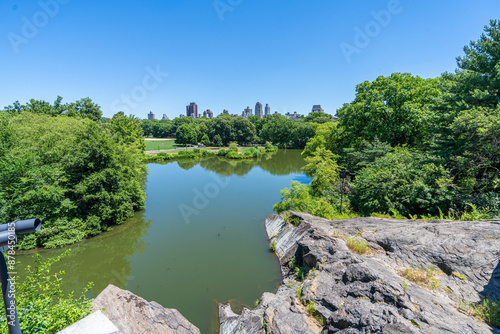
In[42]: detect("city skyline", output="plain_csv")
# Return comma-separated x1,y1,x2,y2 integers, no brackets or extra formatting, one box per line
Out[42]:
169,102,322,120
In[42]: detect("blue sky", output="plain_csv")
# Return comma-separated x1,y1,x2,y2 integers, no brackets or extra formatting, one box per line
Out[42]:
1,0,499,119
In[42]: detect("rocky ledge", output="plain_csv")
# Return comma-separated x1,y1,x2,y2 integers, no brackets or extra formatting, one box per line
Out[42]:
93,284,200,334
219,212,500,334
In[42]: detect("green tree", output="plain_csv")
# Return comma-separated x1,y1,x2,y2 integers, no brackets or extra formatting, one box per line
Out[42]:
302,147,341,196
337,73,442,148
260,114,294,147
211,115,234,145
201,134,210,146
153,119,173,138
304,111,333,123
213,134,223,147
108,112,145,150
141,119,155,137
291,122,315,148
233,117,256,145
0,111,146,249
446,20,500,110
342,137,392,175
175,123,197,146
351,148,453,216
65,97,103,121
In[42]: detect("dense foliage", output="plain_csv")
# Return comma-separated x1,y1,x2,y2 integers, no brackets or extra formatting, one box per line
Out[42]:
0,99,146,249
142,113,318,149
0,251,93,333
275,20,500,219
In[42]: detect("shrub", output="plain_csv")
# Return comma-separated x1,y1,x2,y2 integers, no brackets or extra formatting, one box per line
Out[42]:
460,298,500,328
228,142,238,152
351,148,453,217
217,148,230,156
0,251,93,333
270,239,276,252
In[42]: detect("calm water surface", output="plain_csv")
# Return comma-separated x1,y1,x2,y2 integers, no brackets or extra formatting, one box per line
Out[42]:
18,150,308,333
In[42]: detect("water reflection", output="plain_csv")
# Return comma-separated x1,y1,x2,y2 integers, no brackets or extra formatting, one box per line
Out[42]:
164,150,305,177
17,211,150,297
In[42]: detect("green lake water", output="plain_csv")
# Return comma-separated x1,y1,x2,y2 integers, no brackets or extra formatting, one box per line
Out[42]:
17,149,309,333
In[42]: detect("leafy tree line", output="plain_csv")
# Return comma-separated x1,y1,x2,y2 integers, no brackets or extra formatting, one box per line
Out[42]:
275,20,500,219
141,112,332,148
0,99,146,249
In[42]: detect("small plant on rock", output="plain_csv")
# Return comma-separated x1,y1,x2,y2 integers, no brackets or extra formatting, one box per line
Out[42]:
296,286,303,298
400,265,440,289
346,236,370,254
459,298,500,328
270,239,276,252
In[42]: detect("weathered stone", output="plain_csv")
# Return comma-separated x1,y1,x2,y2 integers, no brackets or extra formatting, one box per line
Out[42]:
219,212,500,334
92,284,200,334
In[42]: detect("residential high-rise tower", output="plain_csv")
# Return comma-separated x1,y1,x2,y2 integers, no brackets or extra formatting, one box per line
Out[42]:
265,104,271,116
255,102,263,118
186,102,198,118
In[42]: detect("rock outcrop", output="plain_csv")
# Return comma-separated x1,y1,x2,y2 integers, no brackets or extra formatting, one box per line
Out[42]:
219,212,500,334
93,284,200,334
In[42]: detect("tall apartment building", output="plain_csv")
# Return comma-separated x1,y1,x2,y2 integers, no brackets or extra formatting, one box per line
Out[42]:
162,114,169,120
255,102,263,118
265,104,271,116
203,109,214,119
222,109,229,114
148,111,155,120
312,105,324,113
242,106,253,118
186,102,198,118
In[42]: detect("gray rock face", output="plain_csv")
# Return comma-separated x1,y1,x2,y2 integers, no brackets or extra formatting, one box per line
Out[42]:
219,212,500,334
93,284,200,334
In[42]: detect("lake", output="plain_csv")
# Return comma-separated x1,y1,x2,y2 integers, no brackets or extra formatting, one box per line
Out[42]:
17,149,309,333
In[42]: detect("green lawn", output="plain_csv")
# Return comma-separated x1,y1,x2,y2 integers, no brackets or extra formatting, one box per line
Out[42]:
144,139,180,151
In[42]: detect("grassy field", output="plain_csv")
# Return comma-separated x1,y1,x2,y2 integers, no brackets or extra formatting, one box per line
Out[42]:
145,139,180,151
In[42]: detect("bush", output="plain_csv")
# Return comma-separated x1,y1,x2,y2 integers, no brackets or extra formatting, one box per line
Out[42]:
264,141,277,152
217,148,230,157
228,142,238,152
351,148,453,217
0,251,93,333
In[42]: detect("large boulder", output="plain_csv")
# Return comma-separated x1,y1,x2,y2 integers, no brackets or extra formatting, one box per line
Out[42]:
219,212,500,334
93,284,200,334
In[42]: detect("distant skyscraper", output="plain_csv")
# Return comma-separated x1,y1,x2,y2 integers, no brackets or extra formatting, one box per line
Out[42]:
186,102,198,118
203,109,214,119
242,106,252,118
255,102,263,118
148,111,155,120
222,109,229,114
162,114,169,120
285,111,303,120
312,105,324,113
265,104,271,116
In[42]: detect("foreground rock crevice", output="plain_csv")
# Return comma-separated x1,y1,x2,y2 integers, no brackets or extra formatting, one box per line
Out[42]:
219,212,500,334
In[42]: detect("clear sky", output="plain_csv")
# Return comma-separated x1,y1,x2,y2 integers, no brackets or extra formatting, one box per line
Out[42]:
1,0,499,119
